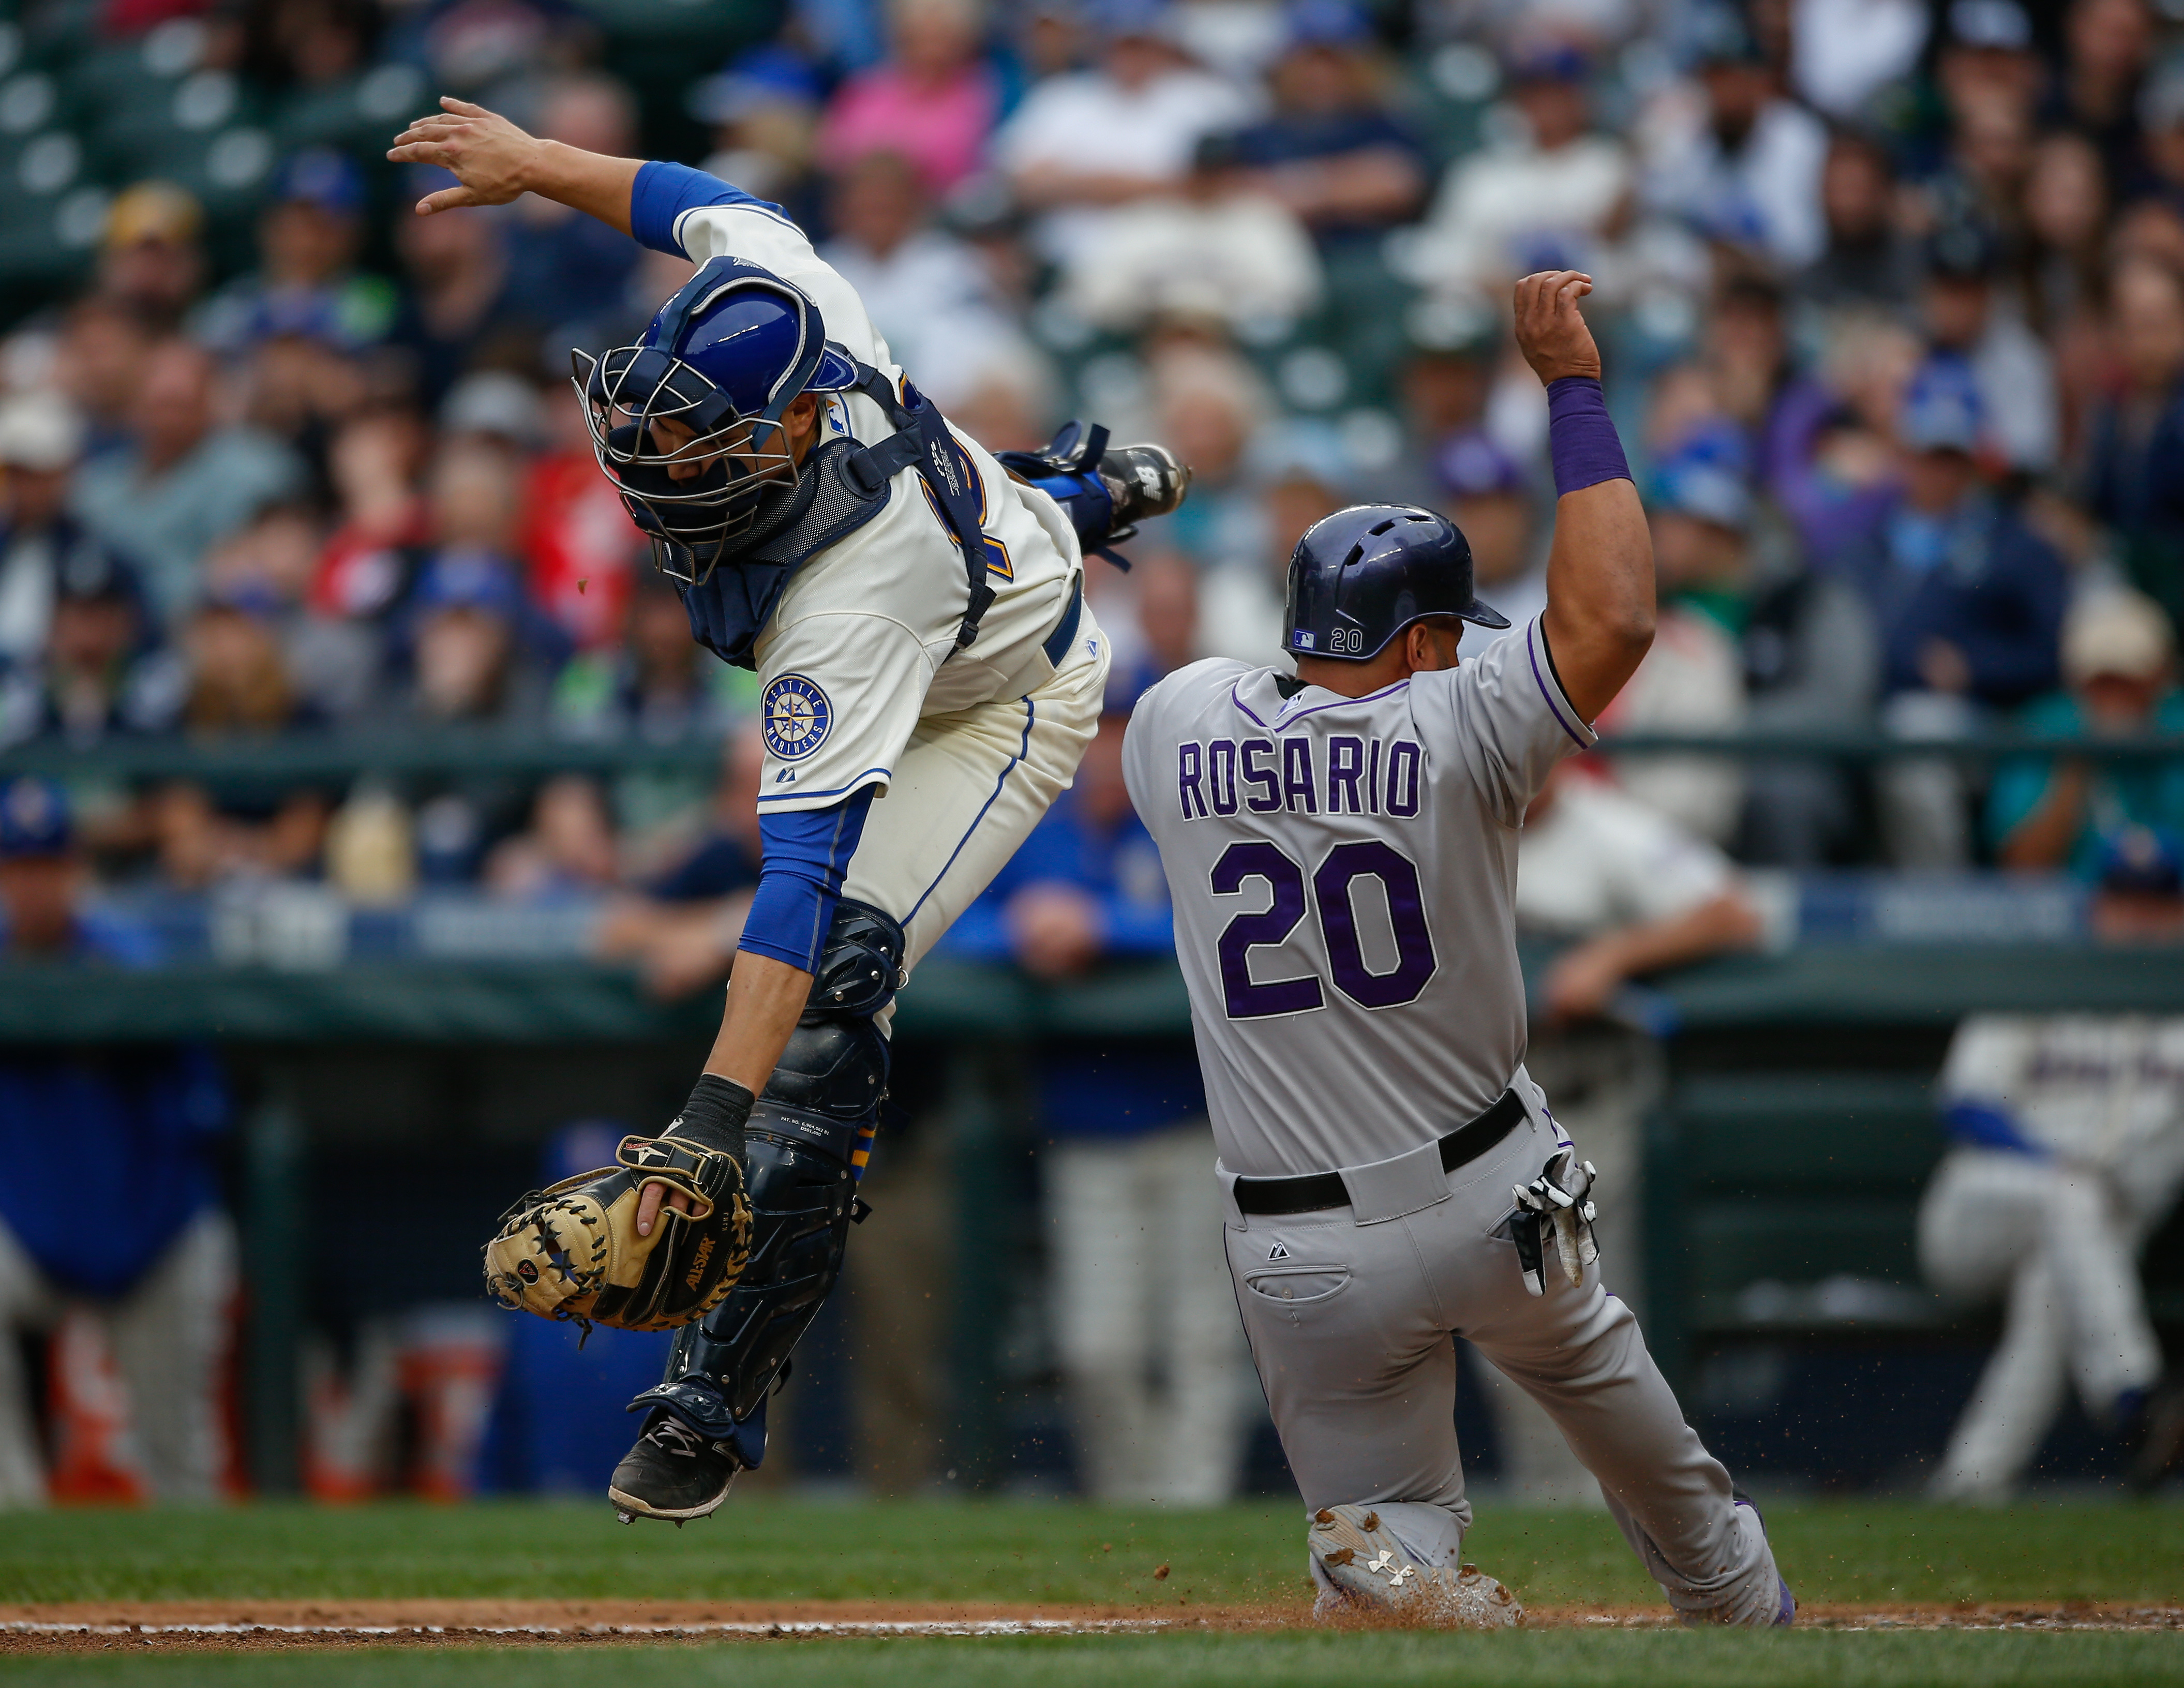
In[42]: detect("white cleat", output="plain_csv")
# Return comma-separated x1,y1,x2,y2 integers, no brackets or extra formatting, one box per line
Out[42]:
1309,1505,1522,1629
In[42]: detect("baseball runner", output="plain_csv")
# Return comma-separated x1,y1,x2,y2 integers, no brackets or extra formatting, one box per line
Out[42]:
1122,273,1794,1626
394,98,1187,1521
1921,1013,2184,1500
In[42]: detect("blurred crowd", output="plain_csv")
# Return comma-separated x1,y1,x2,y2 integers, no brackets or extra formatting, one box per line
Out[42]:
0,0,2176,910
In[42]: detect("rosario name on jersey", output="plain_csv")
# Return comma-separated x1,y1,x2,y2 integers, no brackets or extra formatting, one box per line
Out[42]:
664,199,1084,816
1121,617,1595,1178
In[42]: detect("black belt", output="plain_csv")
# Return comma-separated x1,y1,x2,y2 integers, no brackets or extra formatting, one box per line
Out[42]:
1041,572,1085,667
1232,1090,1529,1217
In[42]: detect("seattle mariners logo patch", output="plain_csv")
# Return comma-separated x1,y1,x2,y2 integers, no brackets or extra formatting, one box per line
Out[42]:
762,674,832,761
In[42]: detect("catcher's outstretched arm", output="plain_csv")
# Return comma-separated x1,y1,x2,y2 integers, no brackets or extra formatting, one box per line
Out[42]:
389,97,639,230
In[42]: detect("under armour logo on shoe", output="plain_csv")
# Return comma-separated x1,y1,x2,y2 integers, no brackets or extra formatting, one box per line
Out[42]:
1267,1242,1290,1260
648,1420,702,1458
1365,1549,1415,1586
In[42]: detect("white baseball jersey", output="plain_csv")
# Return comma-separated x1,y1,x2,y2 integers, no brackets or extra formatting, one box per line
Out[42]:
1122,617,1595,1177
1941,1015,2184,1178
668,202,1082,815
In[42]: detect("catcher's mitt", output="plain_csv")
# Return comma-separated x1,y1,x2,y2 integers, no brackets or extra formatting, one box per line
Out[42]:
483,1134,753,1334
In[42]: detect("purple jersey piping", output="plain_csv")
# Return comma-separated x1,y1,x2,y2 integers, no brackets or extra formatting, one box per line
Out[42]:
1229,677,1411,731
1526,619,1592,749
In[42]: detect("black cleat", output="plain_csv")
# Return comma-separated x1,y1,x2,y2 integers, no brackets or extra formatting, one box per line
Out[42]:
1097,443,1190,542
606,1411,740,1521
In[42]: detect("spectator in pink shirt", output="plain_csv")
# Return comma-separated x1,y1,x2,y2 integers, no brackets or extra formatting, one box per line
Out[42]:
816,0,1000,196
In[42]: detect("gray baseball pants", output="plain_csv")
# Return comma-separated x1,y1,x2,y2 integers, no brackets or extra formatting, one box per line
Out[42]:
1218,1076,1783,1624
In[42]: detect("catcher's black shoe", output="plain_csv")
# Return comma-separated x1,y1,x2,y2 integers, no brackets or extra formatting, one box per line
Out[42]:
608,1411,739,1522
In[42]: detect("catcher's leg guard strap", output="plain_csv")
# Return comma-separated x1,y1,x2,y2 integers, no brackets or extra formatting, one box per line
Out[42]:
645,1112,863,1427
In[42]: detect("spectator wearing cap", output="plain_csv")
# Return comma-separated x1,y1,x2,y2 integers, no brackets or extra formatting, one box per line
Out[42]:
948,706,1253,1505
1793,127,1920,313
1656,442,1881,863
405,544,561,730
2085,258,2184,634
193,150,398,357
1641,7,1828,272
95,182,207,335
503,75,645,335
1441,429,1544,657
1921,219,2059,475
1369,302,1504,507
694,46,828,227
994,0,1256,270
1934,1,2044,142
0,775,236,1507
68,341,306,629
387,167,520,416
1401,39,1632,303
1827,361,2069,864
816,0,1000,196
1195,445,1343,663
1211,0,1427,248
0,393,127,671
1987,589,2184,878
0,541,182,752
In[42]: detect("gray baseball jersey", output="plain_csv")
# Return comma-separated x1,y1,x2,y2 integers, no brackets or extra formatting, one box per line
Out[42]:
1121,615,1594,1179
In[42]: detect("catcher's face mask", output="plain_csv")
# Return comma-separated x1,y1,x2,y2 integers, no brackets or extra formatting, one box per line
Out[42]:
572,261,858,586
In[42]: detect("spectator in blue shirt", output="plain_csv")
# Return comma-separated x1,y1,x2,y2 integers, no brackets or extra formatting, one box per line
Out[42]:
1989,588,2184,878
1824,361,2070,863
1217,0,1426,249
949,707,1252,1504
0,777,234,1504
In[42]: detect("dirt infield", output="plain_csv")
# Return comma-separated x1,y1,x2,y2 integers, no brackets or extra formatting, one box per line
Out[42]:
5,1599,2182,1651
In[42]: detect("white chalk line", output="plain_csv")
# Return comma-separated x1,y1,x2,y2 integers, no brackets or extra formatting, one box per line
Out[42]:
5,1618,1172,1640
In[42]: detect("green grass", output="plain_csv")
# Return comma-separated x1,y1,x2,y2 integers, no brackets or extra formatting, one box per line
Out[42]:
0,1498,2180,1608
4,1633,2184,1688
5,1502,2183,1688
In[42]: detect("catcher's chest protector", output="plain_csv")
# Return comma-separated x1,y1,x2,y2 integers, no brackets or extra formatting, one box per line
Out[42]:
484,1136,754,1333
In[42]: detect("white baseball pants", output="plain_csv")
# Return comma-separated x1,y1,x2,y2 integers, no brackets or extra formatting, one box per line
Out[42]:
1221,1088,1784,1624
841,606,1109,1021
1920,1147,2171,1500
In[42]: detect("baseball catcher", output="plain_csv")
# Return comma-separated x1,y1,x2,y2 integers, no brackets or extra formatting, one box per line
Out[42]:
392,97,1187,1521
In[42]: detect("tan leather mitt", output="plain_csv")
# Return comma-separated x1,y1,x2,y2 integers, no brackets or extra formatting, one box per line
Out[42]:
483,1135,753,1334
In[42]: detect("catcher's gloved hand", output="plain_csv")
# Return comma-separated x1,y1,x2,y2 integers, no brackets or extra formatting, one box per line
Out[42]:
1510,1147,1599,1297
483,1077,754,1334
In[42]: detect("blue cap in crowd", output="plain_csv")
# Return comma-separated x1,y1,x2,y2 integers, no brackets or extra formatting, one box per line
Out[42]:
689,44,824,125
413,549,526,620
1087,0,1172,41
2096,824,2183,898
1437,431,1526,500
1652,454,1754,533
272,148,366,215
1284,0,1370,50
0,777,70,860
1899,359,1984,454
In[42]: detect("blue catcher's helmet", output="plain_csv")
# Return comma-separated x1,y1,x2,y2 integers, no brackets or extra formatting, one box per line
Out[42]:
1283,504,1509,661
573,256,863,582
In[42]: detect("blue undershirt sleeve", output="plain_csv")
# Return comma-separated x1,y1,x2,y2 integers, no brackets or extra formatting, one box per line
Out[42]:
740,787,877,973
1943,1098,2049,1158
628,160,791,258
